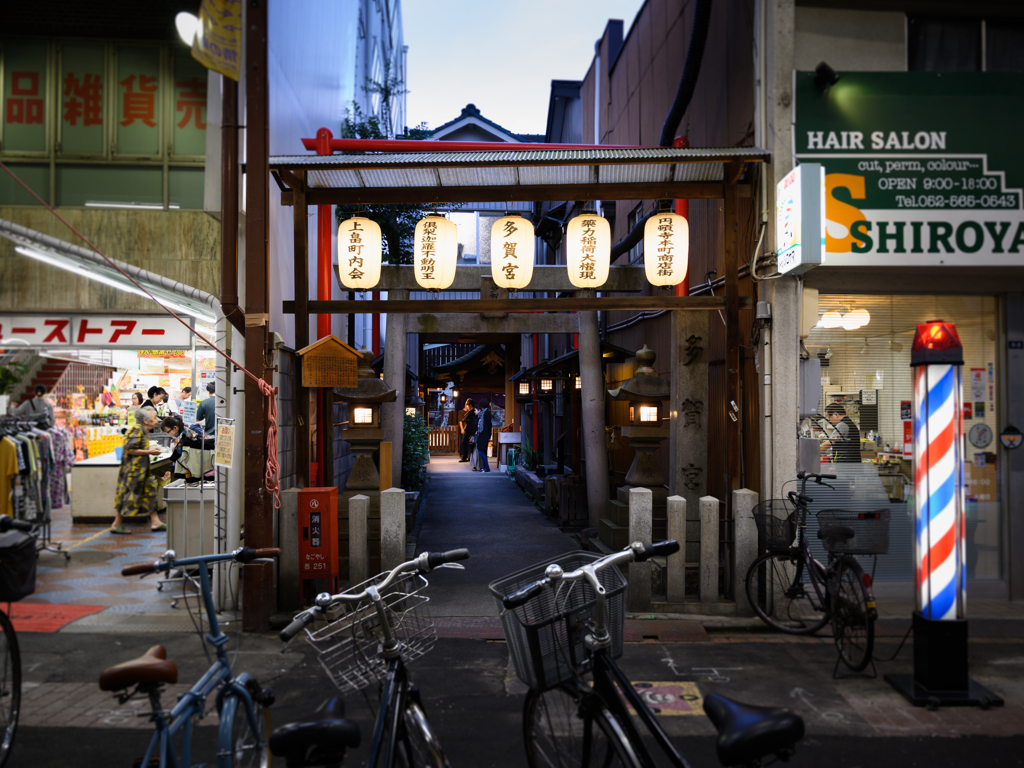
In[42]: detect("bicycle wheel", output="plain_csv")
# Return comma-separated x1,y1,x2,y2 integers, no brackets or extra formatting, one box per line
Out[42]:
832,558,875,672
222,695,270,768
398,700,450,768
745,552,830,635
524,684,639,768
0,611,20,768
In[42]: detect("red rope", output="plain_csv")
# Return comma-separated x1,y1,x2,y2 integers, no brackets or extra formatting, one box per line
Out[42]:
0,160,282,508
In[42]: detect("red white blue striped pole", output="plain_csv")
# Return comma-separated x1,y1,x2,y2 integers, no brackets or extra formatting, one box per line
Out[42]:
911,320,965,621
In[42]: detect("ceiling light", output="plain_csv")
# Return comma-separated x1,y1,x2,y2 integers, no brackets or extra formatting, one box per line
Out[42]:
888,336,904,352
175,12,200,46
820,310,843,328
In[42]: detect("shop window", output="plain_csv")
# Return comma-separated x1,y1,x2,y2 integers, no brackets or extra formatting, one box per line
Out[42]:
58,165,163,208
0,163,48,205
908,16,982,72
627,202,644,265
169,167,205,211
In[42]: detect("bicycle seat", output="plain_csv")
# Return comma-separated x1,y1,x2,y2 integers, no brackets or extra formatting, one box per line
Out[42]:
98,645,178,691
270,697,361,767
818,525,856,542
704,693,804,766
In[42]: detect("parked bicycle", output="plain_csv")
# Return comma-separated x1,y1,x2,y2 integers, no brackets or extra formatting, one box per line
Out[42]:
104,546,281,767
276,548,471,768
492,541,806,768
744,471,888,672
0,515,37,768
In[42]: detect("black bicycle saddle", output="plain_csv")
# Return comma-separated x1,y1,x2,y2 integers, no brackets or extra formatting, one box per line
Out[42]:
704,693,805,766
269,697,361,768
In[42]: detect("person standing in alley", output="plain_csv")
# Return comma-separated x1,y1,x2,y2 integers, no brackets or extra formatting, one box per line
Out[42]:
476,399,493,472
458,398,476,463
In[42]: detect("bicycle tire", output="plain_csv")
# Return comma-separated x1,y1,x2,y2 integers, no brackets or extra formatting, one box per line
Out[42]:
745,552,830,635
831,557,875,672
0,611,19,768
398,700,450,768
220,693,270,768
523,684,640,768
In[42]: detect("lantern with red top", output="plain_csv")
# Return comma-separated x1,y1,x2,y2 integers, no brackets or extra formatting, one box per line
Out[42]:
910,319,963,366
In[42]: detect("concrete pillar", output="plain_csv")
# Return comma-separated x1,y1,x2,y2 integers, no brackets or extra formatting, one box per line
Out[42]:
732,489,759,615
380,487,406,572
699,496,719,604
349,494,369,585
578,306,609,527
669,310,709,568
278,489,300,612
666,495,686,604
628,487,652,612
383,290,408,488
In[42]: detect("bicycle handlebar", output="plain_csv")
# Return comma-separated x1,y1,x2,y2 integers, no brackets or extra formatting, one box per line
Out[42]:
0,516,34,534
121,546,281,577
280,606,321,642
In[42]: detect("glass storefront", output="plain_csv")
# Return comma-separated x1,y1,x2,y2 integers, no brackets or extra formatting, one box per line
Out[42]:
803,295,1000,583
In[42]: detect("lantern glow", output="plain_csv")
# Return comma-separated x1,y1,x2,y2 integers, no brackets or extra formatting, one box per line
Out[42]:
540,379,553,392
566,213,611,288
643,212,689,286
405,407,416,417
575,375,581,389
414,215,458,290
639,405,659,422
338,216,382,290
519,382,530,395
353,407,374,425
491,215,535,290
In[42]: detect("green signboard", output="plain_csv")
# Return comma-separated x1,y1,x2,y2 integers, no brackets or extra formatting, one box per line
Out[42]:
2,42,49,154
794,72,1024,267
61,43,105,155
116,45,161,156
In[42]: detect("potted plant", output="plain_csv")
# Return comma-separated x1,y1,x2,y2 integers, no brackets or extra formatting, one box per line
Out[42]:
0,361,30,413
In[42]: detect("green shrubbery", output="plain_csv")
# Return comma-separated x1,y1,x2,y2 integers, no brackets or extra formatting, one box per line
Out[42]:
402,414,429,490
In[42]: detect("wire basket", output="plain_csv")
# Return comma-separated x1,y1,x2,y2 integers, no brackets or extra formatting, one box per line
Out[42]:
303,572,436,693
816,509,891,555
488,551,627,692
751,499,797,551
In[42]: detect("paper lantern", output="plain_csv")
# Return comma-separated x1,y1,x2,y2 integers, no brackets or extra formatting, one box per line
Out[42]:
338,216,382,290
414,215,458,290
491,214,535,290
566,213,611,288
643,212,689,286
843,307,871,330
820,310,843,328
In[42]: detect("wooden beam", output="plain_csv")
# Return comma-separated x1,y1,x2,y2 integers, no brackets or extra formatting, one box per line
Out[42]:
278,168,306,192
363,264,648,293
282,296,752,315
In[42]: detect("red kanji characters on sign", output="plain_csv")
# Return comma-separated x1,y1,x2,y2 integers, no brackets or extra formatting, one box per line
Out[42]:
108,320,137,344
119,74,158,128
43,320,70,344
63,73,104,127
5,72,44,125
175,77,207,130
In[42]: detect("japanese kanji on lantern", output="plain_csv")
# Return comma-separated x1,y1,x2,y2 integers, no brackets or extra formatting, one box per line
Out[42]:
644,209,689,286
490,214,534,290
338,216,382,290
566,212,610,289
414,215,458,291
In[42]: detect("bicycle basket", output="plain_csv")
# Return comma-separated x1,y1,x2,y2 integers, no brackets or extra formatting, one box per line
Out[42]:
488,551,627,691
0,530,37,602
751,499,797,551
816,509,890,555
303,572,435,694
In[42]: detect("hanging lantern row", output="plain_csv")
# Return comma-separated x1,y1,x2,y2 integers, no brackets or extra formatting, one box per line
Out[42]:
336,208,689,292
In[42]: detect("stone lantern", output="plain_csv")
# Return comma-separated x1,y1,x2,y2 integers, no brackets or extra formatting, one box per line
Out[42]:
334,349,397,491
608,345,669,489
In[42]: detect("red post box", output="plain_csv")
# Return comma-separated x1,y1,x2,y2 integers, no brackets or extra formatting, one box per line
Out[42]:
297,487,339,595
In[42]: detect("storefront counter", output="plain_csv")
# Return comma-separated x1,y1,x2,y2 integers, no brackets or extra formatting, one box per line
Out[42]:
71,451,172,523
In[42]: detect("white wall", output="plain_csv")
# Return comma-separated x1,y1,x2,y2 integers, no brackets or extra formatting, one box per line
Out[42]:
795,7,906,72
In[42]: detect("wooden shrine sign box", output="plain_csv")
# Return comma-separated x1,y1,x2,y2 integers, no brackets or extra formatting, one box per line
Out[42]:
297,335,360,388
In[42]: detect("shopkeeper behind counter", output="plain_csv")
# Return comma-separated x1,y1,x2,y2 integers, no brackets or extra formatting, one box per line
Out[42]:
820,402,861,463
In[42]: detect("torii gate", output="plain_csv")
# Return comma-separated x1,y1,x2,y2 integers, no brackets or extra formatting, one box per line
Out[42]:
272,140,767,528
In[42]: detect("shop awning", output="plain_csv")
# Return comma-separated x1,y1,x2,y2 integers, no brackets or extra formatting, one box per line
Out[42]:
0,218,218,325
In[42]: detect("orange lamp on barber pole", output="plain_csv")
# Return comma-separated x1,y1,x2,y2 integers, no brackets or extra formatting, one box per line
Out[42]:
491,214,534,290
643,208,689,287
566,211,610,288
414,215,458,290
338,216,382,290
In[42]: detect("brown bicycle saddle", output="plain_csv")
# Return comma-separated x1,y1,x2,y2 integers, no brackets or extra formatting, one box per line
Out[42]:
98,645,179,691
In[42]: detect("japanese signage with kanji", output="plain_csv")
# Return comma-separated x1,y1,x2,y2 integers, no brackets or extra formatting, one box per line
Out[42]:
0,315,193,348
3,43,48,153
192,0,242,81
61,44,105,155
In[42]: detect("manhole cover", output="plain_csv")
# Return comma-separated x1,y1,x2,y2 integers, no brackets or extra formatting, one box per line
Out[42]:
57,549,115,565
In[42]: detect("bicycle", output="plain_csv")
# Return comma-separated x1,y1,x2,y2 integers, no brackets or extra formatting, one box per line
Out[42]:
492,541,806,768
744,471,888,673
276,548,471,768
0,515,37,768
103,546,281,767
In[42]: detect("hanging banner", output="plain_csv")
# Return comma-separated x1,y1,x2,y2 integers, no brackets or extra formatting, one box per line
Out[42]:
214,420,235,468
191,0,242,81
0,315,192,348
182,399,198,424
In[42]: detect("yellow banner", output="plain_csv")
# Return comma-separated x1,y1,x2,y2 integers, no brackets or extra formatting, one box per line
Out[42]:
215,422,235,468
191,0,242,82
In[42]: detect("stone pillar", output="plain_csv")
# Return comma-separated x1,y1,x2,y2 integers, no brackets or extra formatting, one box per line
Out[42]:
699,495,719,604
669,310,709,567
666,495,686,604
278,489,300,612
383,290,408,488
380,487,406,571
579,306,609,528
732,488,759,615
628,487,652,612
349,494,369,585
504,338,518,430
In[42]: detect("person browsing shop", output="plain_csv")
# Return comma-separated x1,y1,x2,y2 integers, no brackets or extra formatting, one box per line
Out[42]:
8,385,55,427
196,382,217,432
161,414,209,480
820,402,861,463
110,406,168,534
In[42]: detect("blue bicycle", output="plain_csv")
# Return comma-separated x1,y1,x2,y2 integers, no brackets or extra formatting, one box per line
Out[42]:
102,546,280,768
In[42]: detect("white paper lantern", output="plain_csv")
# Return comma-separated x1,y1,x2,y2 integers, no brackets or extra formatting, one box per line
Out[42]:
414,215,458,290
337,216,382,290
491,215,535,290
643,212,689,286
566,213,611,288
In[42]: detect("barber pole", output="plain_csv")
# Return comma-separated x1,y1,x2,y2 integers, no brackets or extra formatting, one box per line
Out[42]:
911,320,965,621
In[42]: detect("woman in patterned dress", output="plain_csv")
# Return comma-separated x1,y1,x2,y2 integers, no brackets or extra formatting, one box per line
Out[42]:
110,406,166,534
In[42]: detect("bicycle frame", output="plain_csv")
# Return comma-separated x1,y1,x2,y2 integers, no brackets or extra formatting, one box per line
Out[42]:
136,555,265,768
366,656,419,768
